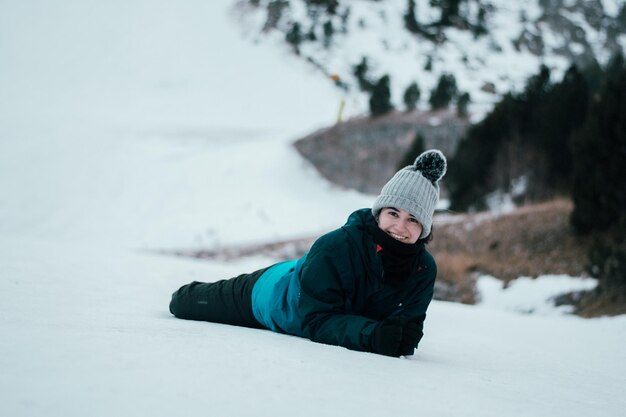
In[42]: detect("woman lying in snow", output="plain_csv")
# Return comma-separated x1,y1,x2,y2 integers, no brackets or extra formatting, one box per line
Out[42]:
169,150,447,357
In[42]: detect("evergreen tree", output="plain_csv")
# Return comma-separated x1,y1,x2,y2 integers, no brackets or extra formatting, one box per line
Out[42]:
457,92,470,118
286,22,303,54
340,7,350,33
580,57,605,94
398,133,426,170
447,64,576,210
307,25,317,41
447,93,519,210
353,57,375,92
403,82,421,111
570,65,626,234
369,74,394,116
429,73,458,110
447,60,619,212
404,0,420,33
424,56,433,71
323,20,334,48
472,5,488,37
431,0,465,27
517,64,551,135
604,52,625,85
618,3,626,28
532,64,589,184
573,53,626,298
587,215,626,292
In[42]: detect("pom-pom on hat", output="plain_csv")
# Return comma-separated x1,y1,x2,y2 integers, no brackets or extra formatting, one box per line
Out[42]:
372,149,447,239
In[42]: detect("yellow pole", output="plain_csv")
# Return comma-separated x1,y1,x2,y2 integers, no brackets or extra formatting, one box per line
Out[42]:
336,98,345,124
330,73,346,124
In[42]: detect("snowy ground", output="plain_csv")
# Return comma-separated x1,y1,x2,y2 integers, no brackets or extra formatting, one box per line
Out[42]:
2,237,624,417
1,1,625,416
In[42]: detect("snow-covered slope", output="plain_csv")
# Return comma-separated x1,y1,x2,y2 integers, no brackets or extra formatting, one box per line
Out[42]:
2,236,625,417
1,1,625,416
233,0,626,121
0,0,343,133
0,0,370,249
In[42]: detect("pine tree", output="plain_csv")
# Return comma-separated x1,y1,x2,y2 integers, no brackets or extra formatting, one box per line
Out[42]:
447,93,519,210
618,3,626,28
472,5,488,37
424,56,433,71
323,20,334,48
353,57,374,92
429,74,458,110
431,0,465,27
580,57,605,94
286,22,303,54
397,133,426,169
457,92,470,117
533,64,589,183
403,82,421,111
605,52,625,85
573,53,626,299
587,215,626,292
340,7,350,33
570,64,626,234
404,0,420,33
369,75,394,116
307,25,317,41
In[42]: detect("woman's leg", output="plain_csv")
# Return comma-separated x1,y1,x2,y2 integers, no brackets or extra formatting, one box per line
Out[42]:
169,266,270,329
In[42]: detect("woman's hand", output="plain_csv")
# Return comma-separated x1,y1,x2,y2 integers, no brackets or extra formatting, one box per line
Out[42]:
371,315,426,357
371,317,405,356
397,314,425,356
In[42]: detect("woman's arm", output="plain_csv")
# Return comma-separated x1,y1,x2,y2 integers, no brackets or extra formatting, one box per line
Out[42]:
389,252,437,354
394,251,437,319
297,233,380,352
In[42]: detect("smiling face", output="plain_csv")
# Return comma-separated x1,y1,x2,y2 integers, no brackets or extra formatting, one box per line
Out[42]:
376,207,423,244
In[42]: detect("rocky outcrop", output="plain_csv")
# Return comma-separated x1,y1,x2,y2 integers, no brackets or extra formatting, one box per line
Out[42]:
293,109,468,194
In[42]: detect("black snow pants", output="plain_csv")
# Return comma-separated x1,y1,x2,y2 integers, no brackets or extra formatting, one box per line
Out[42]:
169,266,271,329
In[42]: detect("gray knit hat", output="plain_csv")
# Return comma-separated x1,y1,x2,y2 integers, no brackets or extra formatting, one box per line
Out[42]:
372,149,447,239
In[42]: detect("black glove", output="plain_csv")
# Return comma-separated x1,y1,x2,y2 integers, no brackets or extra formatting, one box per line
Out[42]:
370,317,404,356
397,314,425,356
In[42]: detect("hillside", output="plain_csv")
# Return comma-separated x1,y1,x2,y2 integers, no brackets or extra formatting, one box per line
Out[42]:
233,0,626,120
294,108,468,194
236,0,626,218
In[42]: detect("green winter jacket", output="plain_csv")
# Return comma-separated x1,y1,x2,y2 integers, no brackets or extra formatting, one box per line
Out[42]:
251,208,437,353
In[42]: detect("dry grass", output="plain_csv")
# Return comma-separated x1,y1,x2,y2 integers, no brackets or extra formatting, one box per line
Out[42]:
431,252,479,304
429,198,593,304
575,290,626,317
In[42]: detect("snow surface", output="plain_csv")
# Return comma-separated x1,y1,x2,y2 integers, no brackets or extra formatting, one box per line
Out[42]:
477,275,599,316
1,1,625,416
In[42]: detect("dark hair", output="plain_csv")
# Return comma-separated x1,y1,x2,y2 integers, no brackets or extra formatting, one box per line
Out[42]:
418,227,433,245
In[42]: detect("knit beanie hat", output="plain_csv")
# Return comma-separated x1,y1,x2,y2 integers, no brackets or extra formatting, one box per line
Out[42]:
371,149,447,239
